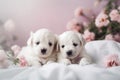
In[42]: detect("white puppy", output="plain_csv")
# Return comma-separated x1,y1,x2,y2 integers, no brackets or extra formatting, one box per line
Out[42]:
57,31,92,66
17,29,57,67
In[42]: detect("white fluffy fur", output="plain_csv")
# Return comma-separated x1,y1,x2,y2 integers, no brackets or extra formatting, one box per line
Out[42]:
17,29,57,67
57,31,92,66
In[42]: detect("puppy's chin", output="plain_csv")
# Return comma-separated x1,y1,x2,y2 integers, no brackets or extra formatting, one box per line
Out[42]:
66,55,77,59
66,56,75,59
62,54,74,59
65,53,80,59
38,52,51,58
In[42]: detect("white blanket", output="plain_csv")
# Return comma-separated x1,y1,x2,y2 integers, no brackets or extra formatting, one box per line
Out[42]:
85,40,120,66
0,40,120,80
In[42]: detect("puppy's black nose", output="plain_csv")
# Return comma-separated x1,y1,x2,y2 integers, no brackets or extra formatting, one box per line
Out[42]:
66,50,72,56
41,48,47,54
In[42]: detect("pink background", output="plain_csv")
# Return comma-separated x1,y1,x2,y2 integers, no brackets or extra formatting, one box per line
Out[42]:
0,0,105,46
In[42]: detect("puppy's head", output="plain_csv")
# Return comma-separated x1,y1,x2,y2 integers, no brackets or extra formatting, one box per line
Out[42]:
27,28,57,58
58,31,85,59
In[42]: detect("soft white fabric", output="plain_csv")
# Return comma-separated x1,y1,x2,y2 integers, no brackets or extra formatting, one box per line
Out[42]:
85,40,120,67
0,40,120,80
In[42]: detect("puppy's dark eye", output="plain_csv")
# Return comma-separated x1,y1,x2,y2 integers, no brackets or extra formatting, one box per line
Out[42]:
73,43,78,47
48,42,52,46
36,42,40,45
61,45,65,48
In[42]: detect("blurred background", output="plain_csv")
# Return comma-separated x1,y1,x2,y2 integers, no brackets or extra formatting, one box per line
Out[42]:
0,0,106,46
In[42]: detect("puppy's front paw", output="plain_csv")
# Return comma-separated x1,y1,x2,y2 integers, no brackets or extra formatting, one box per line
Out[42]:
79,58,91,66
61,59,71,65
32,61,42,67
46,61,55,64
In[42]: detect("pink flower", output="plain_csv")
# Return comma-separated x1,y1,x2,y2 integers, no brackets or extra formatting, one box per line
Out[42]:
66,19,83,32
11,45,21,57
4,19,15,32
74,7,83,17
104,54,120,68
19,56,28,67
118,6,120,10
0,50,9,68
109,9,120,22
94,0,101,7
83,22,89,27
83,30,95,42
95,12,109,28
105,34,114,40
113,33,120,43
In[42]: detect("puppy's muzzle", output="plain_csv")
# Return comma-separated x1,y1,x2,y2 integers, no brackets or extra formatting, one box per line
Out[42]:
41,48,47,54
66,50,73,56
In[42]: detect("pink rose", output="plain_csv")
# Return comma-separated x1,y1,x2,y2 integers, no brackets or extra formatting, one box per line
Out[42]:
74,7,83,17
19,56,28,67
11,45,21,57
94,0,100,7
4,19,15,32
109,9,120,23
118,6,120,10
66,19,83,32
105,33,120,43
104,54,120,68
113,33,120,43
105,34,114,40
83,30,95,42
95,12,109,28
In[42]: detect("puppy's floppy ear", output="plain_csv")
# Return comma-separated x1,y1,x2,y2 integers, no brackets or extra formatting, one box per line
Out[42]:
27,32,34,46
76,32,86,46
54,34,60,52
56,42,60,52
